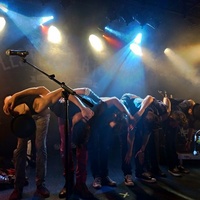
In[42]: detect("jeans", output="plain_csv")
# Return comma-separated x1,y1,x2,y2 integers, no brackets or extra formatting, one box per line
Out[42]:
76,145,88,184
119,131,133,176
88,125,112,178
165,126,179,170
13,109,50,190
134,129,145,176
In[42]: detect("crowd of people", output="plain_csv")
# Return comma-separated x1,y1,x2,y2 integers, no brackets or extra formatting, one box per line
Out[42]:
3,86,200,200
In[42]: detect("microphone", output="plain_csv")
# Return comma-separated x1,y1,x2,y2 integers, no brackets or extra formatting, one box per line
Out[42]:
6,49,29,57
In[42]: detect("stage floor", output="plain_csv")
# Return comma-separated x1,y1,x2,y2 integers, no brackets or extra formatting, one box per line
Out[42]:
1,149,200,200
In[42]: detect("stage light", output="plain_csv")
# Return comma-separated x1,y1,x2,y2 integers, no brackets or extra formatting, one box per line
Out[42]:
40,16,54,25
164,48,171,54
103,34,122,49
130,43,142,56
0,3,8,13
47,25,61,43
133,33,142,44
129,33,143,56
89,34,103,52
105,27,122,38
0,17,6,31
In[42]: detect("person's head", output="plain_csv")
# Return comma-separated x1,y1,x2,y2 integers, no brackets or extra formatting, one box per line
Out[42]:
142,108,160,131
11,114,36,138
111,111,129,135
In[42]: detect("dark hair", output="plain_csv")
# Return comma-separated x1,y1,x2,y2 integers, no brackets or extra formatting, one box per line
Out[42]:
170,110,188,129
142,111,159,131
112,112,129,135
11,114,36,138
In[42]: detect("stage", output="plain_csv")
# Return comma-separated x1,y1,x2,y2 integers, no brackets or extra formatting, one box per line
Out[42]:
1,149,200,200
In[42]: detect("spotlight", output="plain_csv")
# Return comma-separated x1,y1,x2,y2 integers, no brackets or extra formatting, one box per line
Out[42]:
133,33,142,44
0,16,6,31
47,25,61,43
130,33,143,56
89,34,103,52
40,16,54,26
164,48,171,54
130,43,142,56
0,3,8,13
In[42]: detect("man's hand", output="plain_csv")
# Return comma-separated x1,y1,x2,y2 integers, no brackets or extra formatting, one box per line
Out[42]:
81,107,94,121
3,96,15,115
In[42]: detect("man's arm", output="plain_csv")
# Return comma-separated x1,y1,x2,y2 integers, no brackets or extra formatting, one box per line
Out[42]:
35,88,94,120
68,94,94,120
103,97,134,120
163,96,171,116
6,86,50,111
136,95,154,120
74,87,100,102
12,86,50,98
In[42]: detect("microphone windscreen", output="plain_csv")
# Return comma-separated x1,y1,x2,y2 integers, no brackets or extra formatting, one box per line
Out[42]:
5,49,11,55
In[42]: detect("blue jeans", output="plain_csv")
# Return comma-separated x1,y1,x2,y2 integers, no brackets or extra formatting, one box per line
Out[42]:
87,125,112,178
119,131,133,176
13,109,50,190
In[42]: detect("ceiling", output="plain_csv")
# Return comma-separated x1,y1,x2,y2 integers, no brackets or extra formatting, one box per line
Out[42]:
4,0,200,20
126,0,200,18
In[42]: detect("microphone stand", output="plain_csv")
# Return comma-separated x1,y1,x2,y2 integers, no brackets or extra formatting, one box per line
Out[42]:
20,56,93,200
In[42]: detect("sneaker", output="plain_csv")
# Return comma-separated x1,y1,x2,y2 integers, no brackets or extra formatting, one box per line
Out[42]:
168,167,182,177
58,183,73,199
135,172,157,183
9,189,22,200
58,186,66,199
124,174,134,186
101,176,117,187
35,184,50,198
177,165,190,174
92,177,102,189
74,183,94,199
